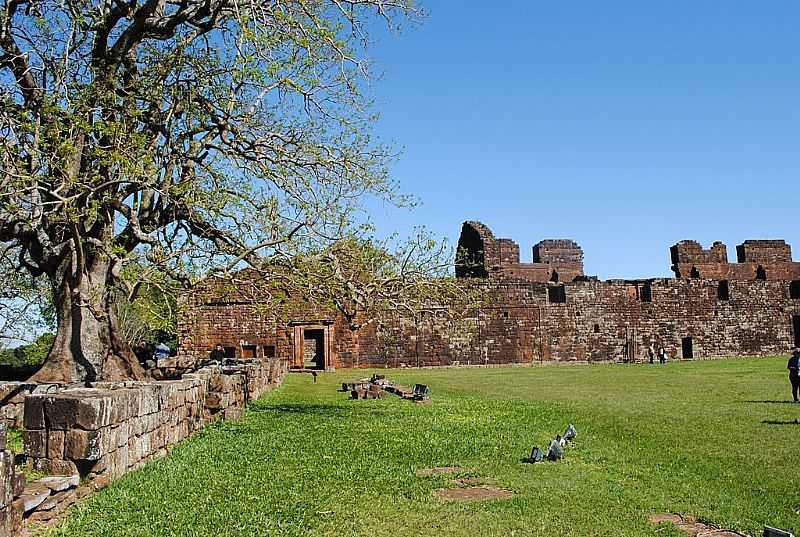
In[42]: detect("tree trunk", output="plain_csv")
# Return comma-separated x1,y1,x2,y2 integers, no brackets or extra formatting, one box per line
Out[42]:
29,258,145,384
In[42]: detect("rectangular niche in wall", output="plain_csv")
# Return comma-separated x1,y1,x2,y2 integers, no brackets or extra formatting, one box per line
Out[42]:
681,337,694,359
548,285,567,304
789,280,800,299
241,345,257,359
718,280,730,301
640,282,653,302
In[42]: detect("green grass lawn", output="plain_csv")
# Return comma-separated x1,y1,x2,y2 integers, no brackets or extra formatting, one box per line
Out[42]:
49,357,800,537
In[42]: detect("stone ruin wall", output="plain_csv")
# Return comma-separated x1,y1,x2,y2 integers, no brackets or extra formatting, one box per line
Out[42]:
671,239,800,281
177,272,358,370
0,358,287,533
352,277,800,366
455,221,585,283
177,221,800,369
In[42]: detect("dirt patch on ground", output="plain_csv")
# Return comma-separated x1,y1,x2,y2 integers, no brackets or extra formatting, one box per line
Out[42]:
451,477,497,486
415,466,461,477
433,486,514,502
648,513,748,536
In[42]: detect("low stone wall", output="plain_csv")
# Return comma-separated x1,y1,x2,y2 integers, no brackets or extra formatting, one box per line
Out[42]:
0,383,62,429
22,359,287,481
0,423,106,534
0,358,286,532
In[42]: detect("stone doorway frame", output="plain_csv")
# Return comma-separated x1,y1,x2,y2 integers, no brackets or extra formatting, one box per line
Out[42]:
290,320,335,371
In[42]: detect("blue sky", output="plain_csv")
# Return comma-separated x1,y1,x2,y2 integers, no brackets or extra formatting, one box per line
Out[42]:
363,1,800,279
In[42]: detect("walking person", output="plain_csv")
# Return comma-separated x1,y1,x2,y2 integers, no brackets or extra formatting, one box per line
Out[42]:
657,346,666,364
647,344,655,364
788,348,800,403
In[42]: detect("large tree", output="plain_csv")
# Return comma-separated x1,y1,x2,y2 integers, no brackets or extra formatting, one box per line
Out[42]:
0,1,419,383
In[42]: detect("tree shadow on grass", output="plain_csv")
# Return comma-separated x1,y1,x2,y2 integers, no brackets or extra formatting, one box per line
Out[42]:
742,400,798,404
247,402,396,417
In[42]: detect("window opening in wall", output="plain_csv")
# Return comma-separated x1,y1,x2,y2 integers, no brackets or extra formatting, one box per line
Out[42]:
640,282,652,302
789,280,800,299
756,265,767,280
263,345,276,359
223,346,236,359
593,324,600,334
681,337,694,359
548,285,566,304
689,266,700,279
241,345,257,359
718,280,730,301
502,311,509,318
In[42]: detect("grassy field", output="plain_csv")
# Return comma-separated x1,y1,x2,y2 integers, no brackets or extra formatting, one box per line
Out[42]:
49,357,799,536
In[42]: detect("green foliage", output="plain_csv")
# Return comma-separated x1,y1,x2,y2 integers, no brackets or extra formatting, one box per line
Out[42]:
0,333,55,367
51,357,798,536
1,2,441,380
6,427,23,453
112,265,178,348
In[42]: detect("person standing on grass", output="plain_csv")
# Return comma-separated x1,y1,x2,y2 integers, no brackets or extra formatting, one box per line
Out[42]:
788,348,800,403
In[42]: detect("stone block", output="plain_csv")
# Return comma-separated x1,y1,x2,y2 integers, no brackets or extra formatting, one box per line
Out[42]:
108,390,133,424
139,385,160,415
39,474,79,492
89,475,110,491
127,389,143,419
45,392,112,431
129,416,142,437
1,498,24,537
64,429,107,461
47,430,65,460
20,482,50,513
0,451,13,507
23,395,46,430
223,407,243,421
32,458,79,476
112,422,130,449
108,448,128,478
10,472,24,498
23,430,47,458
208,373,227,393
205,393,223,410
75,485,92,499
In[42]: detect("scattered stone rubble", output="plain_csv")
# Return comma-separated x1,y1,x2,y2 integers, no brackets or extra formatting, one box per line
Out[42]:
344,375,431,403
649,513,750,536
0,422,92,534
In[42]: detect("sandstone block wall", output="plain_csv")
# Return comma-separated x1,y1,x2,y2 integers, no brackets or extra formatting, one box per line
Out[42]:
672,239,800,281
0,383,61,429
22,359,286,481
455,221,585,283
179,221,800,370
737,240,792,264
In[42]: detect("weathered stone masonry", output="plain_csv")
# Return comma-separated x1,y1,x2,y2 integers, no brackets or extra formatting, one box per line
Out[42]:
178,221,800,369
0,358,286,534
